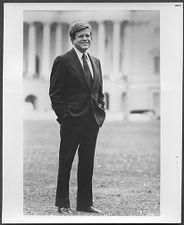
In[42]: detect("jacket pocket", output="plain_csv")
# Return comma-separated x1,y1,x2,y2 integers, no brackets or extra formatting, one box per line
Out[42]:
68,102,80,110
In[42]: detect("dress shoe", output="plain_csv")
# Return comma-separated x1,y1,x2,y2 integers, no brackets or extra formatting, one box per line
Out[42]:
58,207,72,214
76,206,102,213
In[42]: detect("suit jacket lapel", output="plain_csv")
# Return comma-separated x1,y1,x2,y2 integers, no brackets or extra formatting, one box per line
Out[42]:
88,54,99,90
68,49,91,90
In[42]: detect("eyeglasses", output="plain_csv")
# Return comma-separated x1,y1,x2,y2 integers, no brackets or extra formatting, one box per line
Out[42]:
75,34,92,39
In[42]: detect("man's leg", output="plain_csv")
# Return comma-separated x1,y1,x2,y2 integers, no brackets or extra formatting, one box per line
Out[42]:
55,118,82,208
76,112,99,209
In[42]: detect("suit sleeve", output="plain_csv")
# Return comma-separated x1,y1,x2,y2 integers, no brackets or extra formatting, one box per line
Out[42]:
97,59,105,109
49,56,69,120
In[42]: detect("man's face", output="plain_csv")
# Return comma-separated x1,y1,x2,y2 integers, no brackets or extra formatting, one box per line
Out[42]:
72,28,92,53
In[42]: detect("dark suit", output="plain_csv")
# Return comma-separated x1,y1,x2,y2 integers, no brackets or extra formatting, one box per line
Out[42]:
49,48,105,209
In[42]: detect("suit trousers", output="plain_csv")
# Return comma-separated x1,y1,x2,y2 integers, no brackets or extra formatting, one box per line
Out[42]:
55,109,99,209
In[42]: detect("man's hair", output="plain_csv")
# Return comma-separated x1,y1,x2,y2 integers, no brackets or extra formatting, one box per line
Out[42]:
69,21,92,40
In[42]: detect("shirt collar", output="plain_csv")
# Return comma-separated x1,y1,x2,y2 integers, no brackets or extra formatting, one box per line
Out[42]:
73,46,89,61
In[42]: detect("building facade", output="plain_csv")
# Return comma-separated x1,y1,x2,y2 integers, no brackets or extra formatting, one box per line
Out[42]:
23,10,160,120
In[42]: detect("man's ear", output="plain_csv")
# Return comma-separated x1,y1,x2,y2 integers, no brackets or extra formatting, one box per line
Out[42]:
71,38,74,44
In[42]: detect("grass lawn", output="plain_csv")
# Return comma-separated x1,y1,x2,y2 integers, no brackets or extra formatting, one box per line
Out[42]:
23,120,160,216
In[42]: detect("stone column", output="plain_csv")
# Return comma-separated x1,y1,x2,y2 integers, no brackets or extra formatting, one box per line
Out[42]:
97,21,105,70
111,20,121,80
41,22,51,81
27,22,36,78
108,21,125,120
55,23,62,56
121,22,133,81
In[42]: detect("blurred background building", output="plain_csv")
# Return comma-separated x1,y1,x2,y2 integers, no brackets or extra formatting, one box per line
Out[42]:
23,10,160,121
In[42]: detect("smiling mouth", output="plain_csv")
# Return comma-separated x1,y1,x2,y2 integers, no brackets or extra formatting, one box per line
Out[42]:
81,43,89,47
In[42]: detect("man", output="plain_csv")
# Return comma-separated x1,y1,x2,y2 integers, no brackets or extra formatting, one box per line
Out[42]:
49,21,106,214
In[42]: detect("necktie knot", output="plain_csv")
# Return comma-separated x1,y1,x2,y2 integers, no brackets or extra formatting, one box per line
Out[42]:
82,53,88,61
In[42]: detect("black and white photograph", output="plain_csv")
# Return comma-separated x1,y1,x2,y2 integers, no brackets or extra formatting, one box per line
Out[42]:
2,2,183,224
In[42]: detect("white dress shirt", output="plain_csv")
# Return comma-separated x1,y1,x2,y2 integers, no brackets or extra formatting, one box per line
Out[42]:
73,46,94,78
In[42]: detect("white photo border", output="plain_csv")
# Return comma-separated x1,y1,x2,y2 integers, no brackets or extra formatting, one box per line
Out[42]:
2,2,183,224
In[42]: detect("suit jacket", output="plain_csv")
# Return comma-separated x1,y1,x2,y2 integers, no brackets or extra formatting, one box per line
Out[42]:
49,48,106,127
